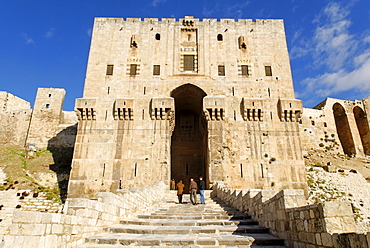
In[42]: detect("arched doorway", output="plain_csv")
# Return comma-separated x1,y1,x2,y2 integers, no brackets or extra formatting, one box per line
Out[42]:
333,103,356,156
353,106,370,155
170,84,207,192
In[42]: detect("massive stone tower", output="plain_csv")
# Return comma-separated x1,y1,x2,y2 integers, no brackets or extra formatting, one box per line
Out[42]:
68,16,306,198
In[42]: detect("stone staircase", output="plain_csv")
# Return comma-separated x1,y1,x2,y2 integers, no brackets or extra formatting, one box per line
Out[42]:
81,191,286,247
0,190,19,236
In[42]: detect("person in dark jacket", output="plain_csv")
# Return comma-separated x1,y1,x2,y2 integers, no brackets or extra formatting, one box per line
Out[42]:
189,178,198,205
199,177,206,204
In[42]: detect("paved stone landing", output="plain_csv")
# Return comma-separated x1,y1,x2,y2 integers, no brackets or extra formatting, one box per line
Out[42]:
81,192,286,247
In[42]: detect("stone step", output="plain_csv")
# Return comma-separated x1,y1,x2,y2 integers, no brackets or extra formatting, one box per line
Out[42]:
80,244,285,248
136,213,250,220
153,209,250,216
106,223,269,235
82,194,285,247
85,232,285,246
120,218,258,226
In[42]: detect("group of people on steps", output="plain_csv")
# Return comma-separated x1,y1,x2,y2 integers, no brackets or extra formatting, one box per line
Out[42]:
170,177,206,205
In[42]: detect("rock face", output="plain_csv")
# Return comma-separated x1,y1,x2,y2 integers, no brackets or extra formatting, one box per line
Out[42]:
67,16,307,199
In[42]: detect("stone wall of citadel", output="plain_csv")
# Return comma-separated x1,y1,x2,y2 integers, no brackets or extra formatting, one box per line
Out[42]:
0,91,32,146
0,89,77,150
300,97,370,157
70,16,308,198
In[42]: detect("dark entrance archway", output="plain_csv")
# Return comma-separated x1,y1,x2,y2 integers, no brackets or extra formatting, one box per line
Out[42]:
333,103,356,156
353,106,370,156
170,84,207,192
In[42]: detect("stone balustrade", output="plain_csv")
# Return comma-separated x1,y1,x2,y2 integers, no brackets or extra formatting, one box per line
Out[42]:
212,182,370,247
1,181,166,248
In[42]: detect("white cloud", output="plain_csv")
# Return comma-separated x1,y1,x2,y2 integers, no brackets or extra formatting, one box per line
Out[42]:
294,1,370,101
44,28,56,39
225,1,250,19
87,28,92,37
152,0,166,7
22,33,35,45
303,54,370,97
202,4,220,17
312,3,356,71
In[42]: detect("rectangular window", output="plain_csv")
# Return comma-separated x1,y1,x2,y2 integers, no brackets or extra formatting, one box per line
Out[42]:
218,65,225,76
153,65,160,75
130,64,137,76
265,66,272,76
184,55,194,71
241,65,249,76
106,65,114,75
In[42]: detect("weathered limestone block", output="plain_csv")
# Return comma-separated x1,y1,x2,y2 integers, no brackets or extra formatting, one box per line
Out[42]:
320,201,356,233
321,233,333,247
13,211,42,224
51,224,64,234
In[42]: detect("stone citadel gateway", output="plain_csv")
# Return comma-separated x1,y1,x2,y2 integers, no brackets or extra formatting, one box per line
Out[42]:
67,16,307,198
1,16,369,200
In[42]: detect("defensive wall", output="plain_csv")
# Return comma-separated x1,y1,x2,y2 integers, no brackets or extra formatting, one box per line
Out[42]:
0,88,77,150
1,182,166,248
300,97,370,158
212,182,370,247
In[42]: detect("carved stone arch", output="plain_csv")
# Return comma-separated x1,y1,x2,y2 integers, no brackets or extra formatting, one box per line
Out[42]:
333,103,356,156
170,84,208,192
353,106,370,155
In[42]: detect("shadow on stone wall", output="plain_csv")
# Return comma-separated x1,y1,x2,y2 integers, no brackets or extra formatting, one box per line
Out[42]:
47,124,77,202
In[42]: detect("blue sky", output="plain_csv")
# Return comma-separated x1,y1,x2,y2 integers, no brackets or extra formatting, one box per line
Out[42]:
0,0,369,110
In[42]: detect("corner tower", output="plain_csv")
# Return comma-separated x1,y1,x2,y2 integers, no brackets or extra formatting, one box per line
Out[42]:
68,16,306,198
